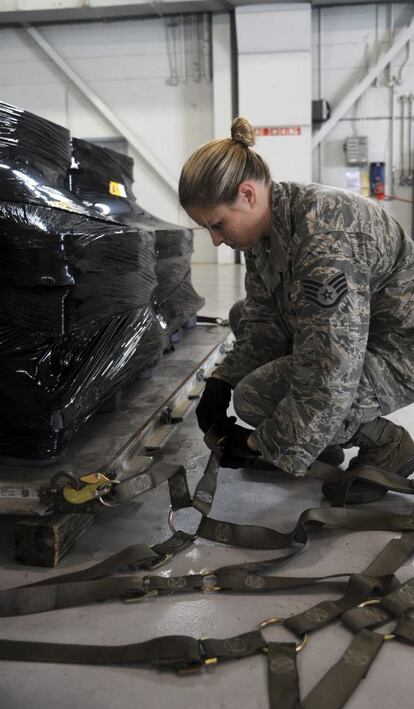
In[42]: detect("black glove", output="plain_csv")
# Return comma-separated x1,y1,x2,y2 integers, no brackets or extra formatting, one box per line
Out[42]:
196,377,232,433
219,417,260,469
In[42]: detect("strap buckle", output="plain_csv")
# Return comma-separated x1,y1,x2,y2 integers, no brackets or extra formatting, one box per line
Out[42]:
257,617,309,653
146,552,174,570
124,590,159,604
357,599,395,640
176,640,218,674
201,574,221,592
123,577,159,604
44,471,115,507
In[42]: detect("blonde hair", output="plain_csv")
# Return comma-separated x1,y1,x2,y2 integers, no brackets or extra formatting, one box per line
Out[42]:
179,117,271,208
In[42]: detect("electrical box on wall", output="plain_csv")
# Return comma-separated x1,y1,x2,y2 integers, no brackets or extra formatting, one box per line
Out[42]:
312,99,330,124
344,136,368,166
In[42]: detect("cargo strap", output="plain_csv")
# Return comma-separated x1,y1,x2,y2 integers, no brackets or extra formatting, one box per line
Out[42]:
40,461,185,513
1,532,414,708
2,444,414,708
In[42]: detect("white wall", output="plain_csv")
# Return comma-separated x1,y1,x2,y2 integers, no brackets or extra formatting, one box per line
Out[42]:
312,3,414,235
236,3,312,183
0,18,214,237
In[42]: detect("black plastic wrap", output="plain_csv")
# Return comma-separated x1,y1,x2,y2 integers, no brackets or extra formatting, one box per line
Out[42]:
0,308,161,461
0,201,158,335
70,138,204,333
0,200,162,460
0,101,164,461
0,101,90,215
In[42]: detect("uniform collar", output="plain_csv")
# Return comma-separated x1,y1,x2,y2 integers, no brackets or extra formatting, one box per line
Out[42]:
252,182,290,273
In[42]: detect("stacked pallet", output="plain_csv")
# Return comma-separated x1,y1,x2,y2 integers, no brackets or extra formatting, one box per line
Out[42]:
0,101,161,463
70,138,205,340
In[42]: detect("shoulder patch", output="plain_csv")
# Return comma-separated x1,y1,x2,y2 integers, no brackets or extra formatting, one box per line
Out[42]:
302,272,348,309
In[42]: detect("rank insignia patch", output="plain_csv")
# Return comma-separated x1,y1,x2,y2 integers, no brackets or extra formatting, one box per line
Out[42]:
302,272,348,309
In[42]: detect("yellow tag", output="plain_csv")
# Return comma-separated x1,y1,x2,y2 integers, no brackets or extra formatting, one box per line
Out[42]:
109,180,127,198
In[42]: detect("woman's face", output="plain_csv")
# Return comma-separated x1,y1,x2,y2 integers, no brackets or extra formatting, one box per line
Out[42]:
186,181,270,252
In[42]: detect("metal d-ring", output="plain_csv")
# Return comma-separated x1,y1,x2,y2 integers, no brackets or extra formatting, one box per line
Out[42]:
97,480,120,508
257,617,309,653
357,599,395,641
168,506,177,533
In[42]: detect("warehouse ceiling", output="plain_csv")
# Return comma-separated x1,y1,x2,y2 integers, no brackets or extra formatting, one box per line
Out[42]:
0,0,406,26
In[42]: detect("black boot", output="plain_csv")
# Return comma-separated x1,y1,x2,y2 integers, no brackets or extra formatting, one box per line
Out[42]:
322,418,414,504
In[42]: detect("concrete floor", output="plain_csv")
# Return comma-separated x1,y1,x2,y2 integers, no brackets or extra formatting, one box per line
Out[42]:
1,264,414,709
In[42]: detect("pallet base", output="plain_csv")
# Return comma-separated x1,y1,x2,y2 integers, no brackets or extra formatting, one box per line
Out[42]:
3,324,232,566
15,513,94,567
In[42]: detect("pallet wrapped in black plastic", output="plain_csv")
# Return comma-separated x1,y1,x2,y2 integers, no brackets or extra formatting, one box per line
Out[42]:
69,137,205,336
0,102,162,462
0,100,90,215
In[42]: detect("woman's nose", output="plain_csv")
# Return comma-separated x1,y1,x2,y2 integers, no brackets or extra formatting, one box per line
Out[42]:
211,232,223,247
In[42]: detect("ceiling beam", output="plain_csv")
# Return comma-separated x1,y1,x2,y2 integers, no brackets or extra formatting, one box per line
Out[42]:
312,19,414,150
24,23,179,195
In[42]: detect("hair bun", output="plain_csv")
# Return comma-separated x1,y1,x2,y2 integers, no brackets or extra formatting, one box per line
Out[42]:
231,116,256,148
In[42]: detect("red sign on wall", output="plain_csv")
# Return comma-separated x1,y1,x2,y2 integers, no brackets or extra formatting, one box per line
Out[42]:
254,126,302,137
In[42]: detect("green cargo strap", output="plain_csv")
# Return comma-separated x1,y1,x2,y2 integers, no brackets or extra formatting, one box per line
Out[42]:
342,576,414,634
197,506,414,553
341,603,392,634
2,524,414,618
267,643,301,709
0,631,265,672
0,635,203,672
284,532,414,637
284,573,381,637
381,577,414,617
191,449,220,516
301,630,384,709
168,468,192,510
308,463,414,507
394,616,414,644
202,630,266,661
111,462,185,505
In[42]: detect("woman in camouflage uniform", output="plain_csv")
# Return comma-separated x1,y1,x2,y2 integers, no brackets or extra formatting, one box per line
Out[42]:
179,117,414,504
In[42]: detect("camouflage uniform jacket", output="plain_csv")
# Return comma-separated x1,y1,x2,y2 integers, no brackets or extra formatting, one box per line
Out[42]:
215,181,414,474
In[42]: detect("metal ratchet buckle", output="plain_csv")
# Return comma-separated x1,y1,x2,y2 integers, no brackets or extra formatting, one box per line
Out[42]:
357,599,395,641
124,577,159,604
177,640,218,675
201,573,221,593
257,617,309,653
147,552,174,570
49,471,116,507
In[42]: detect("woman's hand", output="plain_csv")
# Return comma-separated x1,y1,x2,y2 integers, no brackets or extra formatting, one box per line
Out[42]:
195,377,232,433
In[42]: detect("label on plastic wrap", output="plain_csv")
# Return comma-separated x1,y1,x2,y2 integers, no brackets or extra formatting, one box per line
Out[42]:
109,181,127,198
0,487,38,499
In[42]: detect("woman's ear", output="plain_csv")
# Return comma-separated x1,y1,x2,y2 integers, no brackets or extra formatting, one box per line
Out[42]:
236,181,257,209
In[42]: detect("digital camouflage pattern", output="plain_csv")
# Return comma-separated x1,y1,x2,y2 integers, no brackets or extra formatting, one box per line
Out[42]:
215,182,414,475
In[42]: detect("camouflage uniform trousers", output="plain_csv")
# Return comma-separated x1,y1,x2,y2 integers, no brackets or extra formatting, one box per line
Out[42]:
229,299,383,447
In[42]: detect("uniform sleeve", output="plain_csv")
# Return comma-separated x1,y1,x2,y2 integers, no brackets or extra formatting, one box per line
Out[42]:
252,231,371,475
214,252,290,387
